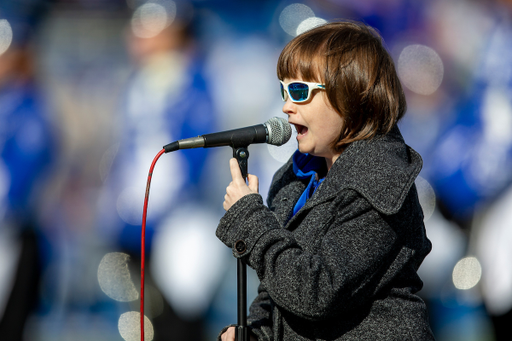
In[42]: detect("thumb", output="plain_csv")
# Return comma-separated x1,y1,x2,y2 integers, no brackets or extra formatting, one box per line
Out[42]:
229,158,245,184
247,174,259,193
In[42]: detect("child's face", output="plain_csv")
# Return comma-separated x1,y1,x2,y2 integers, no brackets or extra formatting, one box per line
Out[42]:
282,77,343,167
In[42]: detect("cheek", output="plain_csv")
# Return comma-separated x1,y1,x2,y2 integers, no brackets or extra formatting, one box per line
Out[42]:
317,95,343,132
322,113,343,138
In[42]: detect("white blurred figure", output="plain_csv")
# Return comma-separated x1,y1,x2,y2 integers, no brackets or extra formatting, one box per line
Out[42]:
0,4,57,339
465,1,512,338
202,15,298,338
99,1,226,339
475,185,512,330
422,0,512,339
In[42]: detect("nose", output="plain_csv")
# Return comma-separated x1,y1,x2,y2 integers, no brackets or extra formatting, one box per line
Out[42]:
282,99,296,116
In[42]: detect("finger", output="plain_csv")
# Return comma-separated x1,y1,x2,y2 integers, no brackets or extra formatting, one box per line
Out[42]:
221,327,235,341
247,174,259,193
223,194,230,211
225,182,235,197
228,327,236,341
229,158,245,184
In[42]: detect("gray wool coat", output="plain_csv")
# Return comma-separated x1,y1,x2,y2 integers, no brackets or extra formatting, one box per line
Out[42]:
216,126,435,340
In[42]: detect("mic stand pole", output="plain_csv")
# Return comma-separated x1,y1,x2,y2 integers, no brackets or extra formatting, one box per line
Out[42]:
233,146,249,341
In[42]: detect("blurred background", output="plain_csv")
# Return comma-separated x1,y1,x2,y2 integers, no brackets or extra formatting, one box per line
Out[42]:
0,0,511,340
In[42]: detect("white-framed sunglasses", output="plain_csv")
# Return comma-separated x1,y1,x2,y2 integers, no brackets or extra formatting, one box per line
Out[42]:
280,80,326,103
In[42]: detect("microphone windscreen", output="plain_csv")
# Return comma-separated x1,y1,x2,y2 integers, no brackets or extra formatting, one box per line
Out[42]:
265,117,292,146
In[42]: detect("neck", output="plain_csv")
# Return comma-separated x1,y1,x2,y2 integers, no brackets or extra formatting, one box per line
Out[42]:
325,144,348,172
325,154,340,172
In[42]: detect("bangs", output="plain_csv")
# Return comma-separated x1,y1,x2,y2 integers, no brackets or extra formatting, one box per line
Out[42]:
277,35,327,83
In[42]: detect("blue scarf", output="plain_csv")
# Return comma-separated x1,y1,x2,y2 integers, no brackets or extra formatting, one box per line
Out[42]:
292,150,326,216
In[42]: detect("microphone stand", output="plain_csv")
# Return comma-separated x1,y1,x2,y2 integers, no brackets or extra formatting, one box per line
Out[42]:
233,146,249,341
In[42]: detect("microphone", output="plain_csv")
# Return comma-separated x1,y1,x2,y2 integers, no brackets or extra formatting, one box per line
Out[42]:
163,117,292,153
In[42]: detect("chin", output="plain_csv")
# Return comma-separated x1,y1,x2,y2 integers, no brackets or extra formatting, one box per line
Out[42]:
297,145,309,154
299,148,316,156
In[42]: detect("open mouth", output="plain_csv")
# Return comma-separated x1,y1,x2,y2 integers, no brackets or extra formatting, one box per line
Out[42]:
294,124,308,136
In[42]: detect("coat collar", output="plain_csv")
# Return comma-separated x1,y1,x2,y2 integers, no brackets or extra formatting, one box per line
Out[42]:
287,126,422,218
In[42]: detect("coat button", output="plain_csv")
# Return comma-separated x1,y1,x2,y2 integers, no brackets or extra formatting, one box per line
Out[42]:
234,240,247,254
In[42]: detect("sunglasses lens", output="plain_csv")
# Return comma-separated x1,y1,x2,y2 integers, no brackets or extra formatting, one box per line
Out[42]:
280,82,287,101
288,82,309,102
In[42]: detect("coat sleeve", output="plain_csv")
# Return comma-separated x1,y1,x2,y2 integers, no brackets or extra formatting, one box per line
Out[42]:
215,189,418,321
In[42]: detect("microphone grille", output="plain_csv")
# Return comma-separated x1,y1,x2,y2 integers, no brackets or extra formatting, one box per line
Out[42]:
265,117,292,146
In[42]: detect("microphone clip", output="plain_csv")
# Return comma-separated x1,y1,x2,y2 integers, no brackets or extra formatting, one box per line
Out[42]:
233,146,250,180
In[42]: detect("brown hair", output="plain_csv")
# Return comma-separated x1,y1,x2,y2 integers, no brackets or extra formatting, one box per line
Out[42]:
277,21,406,152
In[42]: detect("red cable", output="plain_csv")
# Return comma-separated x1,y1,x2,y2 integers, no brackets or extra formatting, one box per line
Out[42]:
141,148,165,341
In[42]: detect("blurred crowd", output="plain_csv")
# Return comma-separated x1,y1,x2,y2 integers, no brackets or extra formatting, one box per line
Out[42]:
0,0,511,340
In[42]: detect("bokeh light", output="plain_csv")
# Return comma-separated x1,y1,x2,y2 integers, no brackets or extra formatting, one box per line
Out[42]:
118,311,154,341
397,44,444,95
0,19,13,55
98,252,139,302
131,2,176,39
452,256,482,290
279,3,315,36
296,17,327,36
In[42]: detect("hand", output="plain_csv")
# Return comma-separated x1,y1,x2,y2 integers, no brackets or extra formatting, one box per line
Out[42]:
223,158,259,211
220,326,235,341
220,326,257,341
